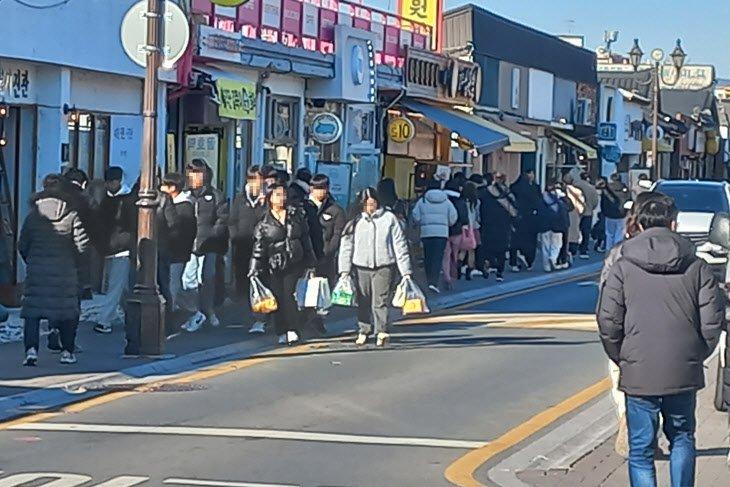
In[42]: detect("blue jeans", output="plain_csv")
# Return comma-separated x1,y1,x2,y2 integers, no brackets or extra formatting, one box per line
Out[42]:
626,392,697,487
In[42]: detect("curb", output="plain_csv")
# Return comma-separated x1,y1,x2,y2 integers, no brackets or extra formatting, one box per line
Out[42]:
0,262,602,424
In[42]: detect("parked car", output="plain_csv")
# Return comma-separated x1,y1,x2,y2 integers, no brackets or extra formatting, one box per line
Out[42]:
652,180,730,276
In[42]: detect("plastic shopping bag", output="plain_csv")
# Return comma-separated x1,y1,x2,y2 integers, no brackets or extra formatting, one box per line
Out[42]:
392,278,407,308
295,271,315,309
250,276,278,314
331,274,357,307
313,277,332,310
460,226,478,251
182,254,204,291
400,277,430,315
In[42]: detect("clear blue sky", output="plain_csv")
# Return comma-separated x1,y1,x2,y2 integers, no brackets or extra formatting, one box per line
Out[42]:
377,0,730,78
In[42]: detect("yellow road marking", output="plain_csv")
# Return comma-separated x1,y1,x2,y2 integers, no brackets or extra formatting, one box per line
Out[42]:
398,312,598,332
0,412,59,430
444,377,612,487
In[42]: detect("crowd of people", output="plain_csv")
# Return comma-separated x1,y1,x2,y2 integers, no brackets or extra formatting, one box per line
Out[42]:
17,162,634,366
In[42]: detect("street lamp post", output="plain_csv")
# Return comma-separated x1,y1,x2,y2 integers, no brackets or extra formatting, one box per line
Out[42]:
629,38,686,180
126,0,165,356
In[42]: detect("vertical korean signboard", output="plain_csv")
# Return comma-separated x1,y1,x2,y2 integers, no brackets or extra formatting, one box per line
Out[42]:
399,0,441,50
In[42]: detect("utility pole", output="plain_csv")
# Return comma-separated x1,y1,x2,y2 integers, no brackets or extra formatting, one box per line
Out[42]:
126,0,165,356
652,61,660,179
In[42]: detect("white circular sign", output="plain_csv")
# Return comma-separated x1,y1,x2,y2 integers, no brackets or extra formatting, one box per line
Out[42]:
121,0,190,70
311,113,343,145
645,125,665,140
650,48,665,62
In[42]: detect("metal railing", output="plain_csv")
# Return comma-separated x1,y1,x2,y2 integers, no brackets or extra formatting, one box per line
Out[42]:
191,0,435,67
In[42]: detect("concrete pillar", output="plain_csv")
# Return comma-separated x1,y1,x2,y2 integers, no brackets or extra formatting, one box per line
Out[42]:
34,66,70,190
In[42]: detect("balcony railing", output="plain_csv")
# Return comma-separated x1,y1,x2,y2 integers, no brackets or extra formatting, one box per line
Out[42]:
191,0,435,67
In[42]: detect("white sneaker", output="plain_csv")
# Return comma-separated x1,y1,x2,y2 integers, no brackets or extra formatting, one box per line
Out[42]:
428,285,441,294
207,313,221,328
286,330,299,345
517,254,529,269
376,332,390,347
23,347,38,367
487,267,498,274
355,333,368,346
249,321,266,334
184,312,206,333
278,334,287,344
510,266,521,273
93,323,112,334
60,351,77,364
470,269,483,277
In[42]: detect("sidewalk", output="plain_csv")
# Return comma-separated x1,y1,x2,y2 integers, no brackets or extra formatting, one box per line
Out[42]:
0,255,602,423
516,357,730,486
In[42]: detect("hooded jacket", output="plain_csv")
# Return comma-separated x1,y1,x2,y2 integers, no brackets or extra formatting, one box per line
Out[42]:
597,227,725,396
338,209,412,276
229,186,266,247
96,184,137,256
191,185,229,255
573,178,600,217
411,189,458,239
445,189,469,237
312,196,346,260
19,189,89,321
158,191,197,264
601,180,631,219
480,183,518,251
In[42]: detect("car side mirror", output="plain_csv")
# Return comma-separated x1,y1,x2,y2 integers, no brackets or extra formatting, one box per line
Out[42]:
709,212,730,249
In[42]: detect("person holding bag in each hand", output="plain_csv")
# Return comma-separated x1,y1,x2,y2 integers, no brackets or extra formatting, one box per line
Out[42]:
338,188,412,347
250,183,316,346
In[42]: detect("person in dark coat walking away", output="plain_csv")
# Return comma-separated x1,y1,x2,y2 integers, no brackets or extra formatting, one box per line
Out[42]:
377,178,408,222
444,179,469,285
601,173,630,249
229,166,267,333
288,167,312,207
597,195,724,486
572,170,600,259
481,173,518,282
61,167,94,300
338,188,412,347
183,159,229,332
460,181,481,280
20,174,89,366
509,169,542,272
539,180,570,272
250,183,316,345
411,179,457,293
92,166,137,335
157,172,197,329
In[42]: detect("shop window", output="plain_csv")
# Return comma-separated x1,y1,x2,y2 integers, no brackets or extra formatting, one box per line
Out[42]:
68,113,110,180
347,106,375,146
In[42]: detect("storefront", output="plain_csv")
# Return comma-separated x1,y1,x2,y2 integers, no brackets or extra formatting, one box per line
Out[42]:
382,48,508,198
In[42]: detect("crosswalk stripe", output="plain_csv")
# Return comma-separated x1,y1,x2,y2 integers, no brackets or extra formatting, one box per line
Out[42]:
164,479,299,487
9,422,488,450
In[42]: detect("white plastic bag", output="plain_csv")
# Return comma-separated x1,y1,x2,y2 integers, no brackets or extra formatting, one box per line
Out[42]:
182,254,204,291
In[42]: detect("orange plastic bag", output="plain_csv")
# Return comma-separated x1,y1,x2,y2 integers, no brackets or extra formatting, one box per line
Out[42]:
250,276,278,314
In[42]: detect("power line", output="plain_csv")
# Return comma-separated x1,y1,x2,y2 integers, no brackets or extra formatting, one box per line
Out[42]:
10,0,72,9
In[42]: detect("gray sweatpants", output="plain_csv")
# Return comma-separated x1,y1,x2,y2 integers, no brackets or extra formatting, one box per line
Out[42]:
354,266,394,335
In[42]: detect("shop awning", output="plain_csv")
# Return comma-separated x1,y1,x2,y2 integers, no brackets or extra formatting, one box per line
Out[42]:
466,116,536,153
551,130,598,159
402,99,509,154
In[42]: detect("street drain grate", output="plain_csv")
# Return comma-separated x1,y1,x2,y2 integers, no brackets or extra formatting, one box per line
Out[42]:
73,383,208,393
145,383,208,393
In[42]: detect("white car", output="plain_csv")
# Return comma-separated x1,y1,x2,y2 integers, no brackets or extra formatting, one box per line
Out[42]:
652,180,730,271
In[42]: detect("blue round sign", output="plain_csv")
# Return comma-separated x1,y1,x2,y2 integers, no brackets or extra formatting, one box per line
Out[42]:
311,113,343,145
602,144,622,163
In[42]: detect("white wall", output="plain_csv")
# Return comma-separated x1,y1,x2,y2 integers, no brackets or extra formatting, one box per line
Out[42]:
70,71,143,114
528,69,554,121
0,0,149,78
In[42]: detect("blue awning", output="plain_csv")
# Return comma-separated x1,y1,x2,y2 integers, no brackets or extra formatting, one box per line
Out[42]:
401,99,509,154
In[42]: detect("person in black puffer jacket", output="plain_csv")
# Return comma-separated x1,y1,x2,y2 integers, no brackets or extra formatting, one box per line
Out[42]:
481,173,518,281
182,159,230,332
601,173,631,249
92,166,137,335
250,183,316,345
509,170,542,271
157,172,197,323
597,195,724,482
20,174,89,366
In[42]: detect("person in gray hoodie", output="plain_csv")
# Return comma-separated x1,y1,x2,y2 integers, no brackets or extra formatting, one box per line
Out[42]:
597,195,724,485
411,179,457,293
339,188,412,347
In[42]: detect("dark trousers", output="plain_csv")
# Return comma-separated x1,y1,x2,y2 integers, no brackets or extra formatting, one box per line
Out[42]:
233,243,254,301
558,231,570,264
485,248,507,274
269,267,303,336
354,266,394,335
578,216,592,254
421,237,447,287
626,391,696,487
509,231,537,268
25,318,77,353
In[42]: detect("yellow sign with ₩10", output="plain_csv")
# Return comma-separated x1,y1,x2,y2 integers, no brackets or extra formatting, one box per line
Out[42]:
211,0,250,7
216,78,257,120
388,117,416,143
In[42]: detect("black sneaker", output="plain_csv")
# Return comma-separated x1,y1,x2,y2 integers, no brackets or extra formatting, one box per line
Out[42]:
496,273,504,282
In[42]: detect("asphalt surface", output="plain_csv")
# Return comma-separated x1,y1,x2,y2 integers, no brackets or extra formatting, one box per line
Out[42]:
0,277,606,487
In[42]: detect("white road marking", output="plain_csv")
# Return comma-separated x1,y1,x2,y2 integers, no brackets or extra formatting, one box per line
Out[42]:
0,473,91,487
95,477,150,486
9,422,488,449
164,479,298,487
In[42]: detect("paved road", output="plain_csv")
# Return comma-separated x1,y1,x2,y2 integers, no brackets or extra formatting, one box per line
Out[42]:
0,277,606,487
